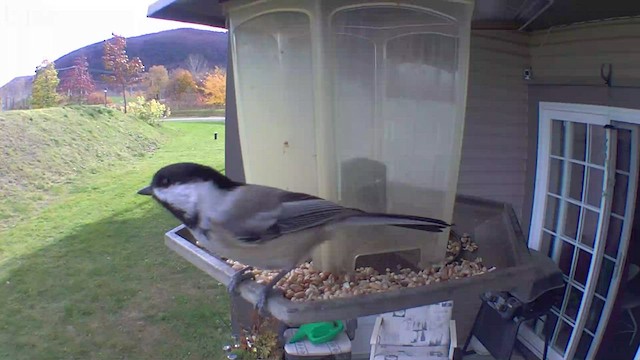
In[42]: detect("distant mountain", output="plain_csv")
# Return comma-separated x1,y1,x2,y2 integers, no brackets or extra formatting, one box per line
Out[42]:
55,28,228,79
1,28,228,109
0,76,33,110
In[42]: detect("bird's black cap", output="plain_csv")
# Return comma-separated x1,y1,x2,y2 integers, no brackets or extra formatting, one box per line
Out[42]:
137,162,241,195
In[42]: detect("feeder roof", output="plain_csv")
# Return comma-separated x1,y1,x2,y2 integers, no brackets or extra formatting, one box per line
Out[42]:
147,0,640,32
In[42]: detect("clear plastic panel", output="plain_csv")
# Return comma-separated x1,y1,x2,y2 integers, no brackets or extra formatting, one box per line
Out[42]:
227,0,473,272
233,12,319,195
324,4,468,270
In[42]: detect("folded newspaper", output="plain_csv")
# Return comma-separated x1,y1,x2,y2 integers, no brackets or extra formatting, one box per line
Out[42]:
370,301,455,360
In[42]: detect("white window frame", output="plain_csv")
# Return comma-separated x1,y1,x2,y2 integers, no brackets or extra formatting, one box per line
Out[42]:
522,102,640,360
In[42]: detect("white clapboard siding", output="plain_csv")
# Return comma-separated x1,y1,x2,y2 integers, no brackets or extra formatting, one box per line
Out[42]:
457,30,530,219
529,18,640,85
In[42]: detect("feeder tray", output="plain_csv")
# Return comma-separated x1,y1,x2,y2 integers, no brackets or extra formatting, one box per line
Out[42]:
163,194,564,337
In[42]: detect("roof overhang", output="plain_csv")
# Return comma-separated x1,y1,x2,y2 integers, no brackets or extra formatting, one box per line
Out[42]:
147,0,228,28
147,0,640,32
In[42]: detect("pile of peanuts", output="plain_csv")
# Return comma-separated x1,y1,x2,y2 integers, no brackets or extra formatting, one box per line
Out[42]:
460,233,479,252
226,256,493,302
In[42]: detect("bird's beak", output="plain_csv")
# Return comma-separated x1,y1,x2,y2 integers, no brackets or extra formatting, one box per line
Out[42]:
137,186,153,196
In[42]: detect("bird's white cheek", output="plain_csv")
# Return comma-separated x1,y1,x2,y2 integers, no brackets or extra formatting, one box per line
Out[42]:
153,186,198,216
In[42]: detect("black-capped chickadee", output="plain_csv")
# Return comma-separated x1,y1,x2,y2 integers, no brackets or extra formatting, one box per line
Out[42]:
138,162,451,314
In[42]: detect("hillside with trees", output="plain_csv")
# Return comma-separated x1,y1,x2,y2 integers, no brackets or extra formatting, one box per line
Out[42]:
1,29,227,113
55,28,227,80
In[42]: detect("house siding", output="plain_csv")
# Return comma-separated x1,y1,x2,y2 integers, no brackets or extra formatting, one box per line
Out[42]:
457,30,530,220
529,18,640,85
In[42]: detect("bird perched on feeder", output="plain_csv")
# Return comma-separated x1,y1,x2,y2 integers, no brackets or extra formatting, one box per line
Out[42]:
138,162,451,315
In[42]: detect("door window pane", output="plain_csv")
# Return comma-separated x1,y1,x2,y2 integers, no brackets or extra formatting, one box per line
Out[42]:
575,332,593,360
588,125,605,166
545,196,560,232
580,208,598,249
605,216,623,258
571,123,587,161
612,173,629,216
569,163,585,201
574,250,591,286
565,286,584,321
552,120,565,156
586,167,604,207
616,128,631,172
585,297,604,333
549,158,564,195
563,202,581,240
557,241,575,276
596,258,615,297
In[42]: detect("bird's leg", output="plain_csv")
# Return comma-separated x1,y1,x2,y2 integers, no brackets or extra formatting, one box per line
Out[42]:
256,269,289,317
228,266,254,295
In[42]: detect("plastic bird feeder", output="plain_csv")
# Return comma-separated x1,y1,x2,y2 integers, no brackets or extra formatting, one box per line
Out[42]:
225,0,474,272
152,0,565,348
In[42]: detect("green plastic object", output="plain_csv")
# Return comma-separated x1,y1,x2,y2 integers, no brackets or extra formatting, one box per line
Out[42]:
288,321,344,344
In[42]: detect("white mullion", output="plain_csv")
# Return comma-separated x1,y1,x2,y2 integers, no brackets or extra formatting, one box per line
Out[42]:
565,126,618,359
550,154,606,171
546,192,601,214
611,212,625,221
542,230,594,257
588,124,640,359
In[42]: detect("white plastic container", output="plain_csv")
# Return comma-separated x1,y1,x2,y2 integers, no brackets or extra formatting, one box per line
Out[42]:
224,0,474,272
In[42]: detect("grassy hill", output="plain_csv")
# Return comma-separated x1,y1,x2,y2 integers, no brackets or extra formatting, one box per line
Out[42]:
0,106,167,229
0,121,229,359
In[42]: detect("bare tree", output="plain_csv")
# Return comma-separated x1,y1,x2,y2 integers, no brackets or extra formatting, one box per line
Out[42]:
184,53,209,81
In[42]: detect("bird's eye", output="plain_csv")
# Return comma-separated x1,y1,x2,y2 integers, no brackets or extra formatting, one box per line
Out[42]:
161,178,170,186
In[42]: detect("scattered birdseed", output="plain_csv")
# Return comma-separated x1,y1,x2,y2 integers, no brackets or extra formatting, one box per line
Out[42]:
224,256,491,302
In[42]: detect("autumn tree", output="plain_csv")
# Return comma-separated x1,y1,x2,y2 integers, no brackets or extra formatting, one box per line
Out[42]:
102,33,144,113
202,66,226,106
144,65,169,100
59,55,95,104
31,60,60,109
166,68,198,102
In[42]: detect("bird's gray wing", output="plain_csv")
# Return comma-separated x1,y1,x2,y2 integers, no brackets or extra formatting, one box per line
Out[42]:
232,189,450,242
275,199,355,234
243,197,450,242
236,199,354,242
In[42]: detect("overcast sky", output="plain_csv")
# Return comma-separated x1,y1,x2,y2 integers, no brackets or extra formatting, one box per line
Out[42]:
0,0,226,86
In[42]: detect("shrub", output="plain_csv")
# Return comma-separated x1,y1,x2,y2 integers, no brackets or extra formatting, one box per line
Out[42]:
87,91,113,105
126,96,170,125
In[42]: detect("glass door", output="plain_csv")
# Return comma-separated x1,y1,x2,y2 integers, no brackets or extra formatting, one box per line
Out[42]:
520,103,640,359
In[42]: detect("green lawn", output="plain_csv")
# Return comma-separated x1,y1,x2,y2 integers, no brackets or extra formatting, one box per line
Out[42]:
168,108,225,118
0,122,231,359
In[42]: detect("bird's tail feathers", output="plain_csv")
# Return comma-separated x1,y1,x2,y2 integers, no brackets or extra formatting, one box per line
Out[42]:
341,212,452,233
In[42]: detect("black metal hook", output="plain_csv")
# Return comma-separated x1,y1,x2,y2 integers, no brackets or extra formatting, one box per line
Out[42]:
600,63,612,87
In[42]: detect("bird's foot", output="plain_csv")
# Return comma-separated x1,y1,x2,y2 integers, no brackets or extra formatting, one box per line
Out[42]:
254,269,289,317
227,266,254,295
255,286,279,317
